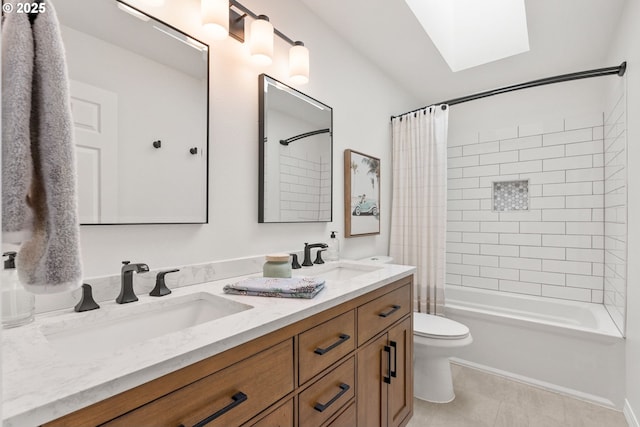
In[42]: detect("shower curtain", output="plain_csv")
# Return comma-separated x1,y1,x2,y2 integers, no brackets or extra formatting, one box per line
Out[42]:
390,106,449,314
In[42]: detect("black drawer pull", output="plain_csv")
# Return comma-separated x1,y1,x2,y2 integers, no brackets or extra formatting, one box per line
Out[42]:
192,392,248,427
314,334,351,355
383,345,392,384
378,304,401,318
314,383,350,412
390,341,397,378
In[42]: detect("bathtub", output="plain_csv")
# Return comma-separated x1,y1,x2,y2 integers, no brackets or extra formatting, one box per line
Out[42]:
444,285,625,408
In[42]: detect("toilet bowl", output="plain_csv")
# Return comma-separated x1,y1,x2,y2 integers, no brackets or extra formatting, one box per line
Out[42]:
413,312,472,403
358,256,472,403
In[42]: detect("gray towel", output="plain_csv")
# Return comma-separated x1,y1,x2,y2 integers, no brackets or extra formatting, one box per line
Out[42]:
2,12,34,242
2,3,83,294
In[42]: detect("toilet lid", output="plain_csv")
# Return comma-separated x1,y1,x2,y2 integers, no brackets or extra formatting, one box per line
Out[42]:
413,312,470,339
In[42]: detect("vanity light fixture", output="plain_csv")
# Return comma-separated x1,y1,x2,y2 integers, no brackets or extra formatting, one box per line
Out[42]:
249,15,274,66
201,0,229,41
200,0,310,84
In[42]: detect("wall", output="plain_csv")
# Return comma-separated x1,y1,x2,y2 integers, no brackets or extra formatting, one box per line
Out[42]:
603,76,627,334
77,0,418,277
445,78,608,304
606,0,640,424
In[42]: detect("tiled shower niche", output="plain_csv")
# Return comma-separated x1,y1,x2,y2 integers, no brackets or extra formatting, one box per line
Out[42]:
493,180,529,211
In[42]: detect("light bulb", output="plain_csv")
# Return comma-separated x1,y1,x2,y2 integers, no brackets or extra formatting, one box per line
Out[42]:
289,41,309,84
202,0,229,41
250,15,273,66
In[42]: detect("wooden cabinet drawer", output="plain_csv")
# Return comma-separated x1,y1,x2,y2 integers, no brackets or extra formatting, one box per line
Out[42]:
299,310,355,385
249,399,293,427
325,401,356,427
104,339,294,427
299,357,355,427
357,284,411,346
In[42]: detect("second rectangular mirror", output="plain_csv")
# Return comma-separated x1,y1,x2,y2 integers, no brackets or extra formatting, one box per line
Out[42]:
258,75,333,223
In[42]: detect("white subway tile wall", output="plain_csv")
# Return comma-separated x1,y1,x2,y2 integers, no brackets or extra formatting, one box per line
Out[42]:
447,113,606,303
279,152,331,221
604,83,627,334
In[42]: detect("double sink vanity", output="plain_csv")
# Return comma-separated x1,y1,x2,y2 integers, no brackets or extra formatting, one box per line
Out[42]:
3,260,415,427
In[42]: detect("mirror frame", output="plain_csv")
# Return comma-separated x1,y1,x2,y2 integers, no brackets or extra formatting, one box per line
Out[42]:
258,74,333,223
65,0,210,225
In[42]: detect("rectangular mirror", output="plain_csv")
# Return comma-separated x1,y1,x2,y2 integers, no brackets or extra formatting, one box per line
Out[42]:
259,75,333,223
57,0,209,224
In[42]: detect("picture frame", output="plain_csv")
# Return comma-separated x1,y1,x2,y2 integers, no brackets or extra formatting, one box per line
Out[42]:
344,149,381,237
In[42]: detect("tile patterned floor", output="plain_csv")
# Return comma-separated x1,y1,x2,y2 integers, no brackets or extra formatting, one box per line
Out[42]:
407,363,628,427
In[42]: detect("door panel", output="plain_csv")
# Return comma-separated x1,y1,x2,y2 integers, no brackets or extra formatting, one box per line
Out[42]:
388,317,412,427
357,334,388,427
70,80,118,223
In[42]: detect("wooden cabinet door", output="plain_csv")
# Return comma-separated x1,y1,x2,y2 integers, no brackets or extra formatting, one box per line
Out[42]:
357,334,388,427
387,317,412,427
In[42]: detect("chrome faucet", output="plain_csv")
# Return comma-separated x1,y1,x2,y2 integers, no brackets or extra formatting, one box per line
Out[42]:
302,243,328,267
116,261,149,304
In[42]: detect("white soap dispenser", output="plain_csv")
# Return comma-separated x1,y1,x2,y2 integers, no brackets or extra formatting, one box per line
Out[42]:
2,251,35,328
326,231,340,262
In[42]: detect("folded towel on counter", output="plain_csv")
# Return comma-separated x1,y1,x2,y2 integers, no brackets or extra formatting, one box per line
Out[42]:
223,277,325,299
2,3,83,294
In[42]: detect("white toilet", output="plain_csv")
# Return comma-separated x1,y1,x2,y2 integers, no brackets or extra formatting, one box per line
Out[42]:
360,255,473,403
413,312,472,403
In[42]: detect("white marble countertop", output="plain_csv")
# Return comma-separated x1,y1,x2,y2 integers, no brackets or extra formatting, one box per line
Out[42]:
2,260,415,427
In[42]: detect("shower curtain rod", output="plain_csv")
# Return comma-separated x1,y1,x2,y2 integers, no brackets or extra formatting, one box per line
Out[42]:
390,61,627,121
279,128,331,146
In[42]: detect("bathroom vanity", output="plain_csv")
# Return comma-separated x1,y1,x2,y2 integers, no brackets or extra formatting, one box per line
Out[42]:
2,261,415,427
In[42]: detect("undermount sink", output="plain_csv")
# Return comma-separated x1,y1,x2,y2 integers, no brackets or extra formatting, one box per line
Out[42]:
42,293,252,359
304,263,383,282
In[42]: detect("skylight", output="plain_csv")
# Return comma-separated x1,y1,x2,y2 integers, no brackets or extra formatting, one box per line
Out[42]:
404,0,530,72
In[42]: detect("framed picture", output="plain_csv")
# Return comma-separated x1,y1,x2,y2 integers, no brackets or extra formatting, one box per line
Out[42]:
344,149,380,237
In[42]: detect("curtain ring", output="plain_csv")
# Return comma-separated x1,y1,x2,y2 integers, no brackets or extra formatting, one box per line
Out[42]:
441,104,448,110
